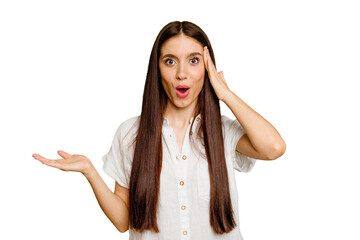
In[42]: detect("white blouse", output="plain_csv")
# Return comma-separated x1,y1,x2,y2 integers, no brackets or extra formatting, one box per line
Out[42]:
102,114,257,240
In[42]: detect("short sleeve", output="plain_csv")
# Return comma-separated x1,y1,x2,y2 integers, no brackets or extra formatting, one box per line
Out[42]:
221,115,256,173
102,119,136,189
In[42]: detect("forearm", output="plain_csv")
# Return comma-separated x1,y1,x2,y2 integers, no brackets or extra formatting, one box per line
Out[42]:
223,90,286,158
82,164,129,233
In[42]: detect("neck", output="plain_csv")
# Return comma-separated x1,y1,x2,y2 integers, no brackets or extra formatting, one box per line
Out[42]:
163,100,197,128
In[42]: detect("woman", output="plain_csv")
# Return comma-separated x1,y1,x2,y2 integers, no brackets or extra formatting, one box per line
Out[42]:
33,21,286,239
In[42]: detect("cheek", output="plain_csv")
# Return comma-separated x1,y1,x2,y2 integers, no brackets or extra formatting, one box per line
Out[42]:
161,78,174,98
190,66,205,85
190,65,205,79
161,79,171,92
192,76,205,95
160,67,174,82
159,67,172,87
196,79,205,92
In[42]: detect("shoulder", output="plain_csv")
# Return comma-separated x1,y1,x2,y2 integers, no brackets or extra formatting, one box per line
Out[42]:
221,115,233,125
116,115,140,148
221,115,241,130
220,115,245,140
118,115,140,132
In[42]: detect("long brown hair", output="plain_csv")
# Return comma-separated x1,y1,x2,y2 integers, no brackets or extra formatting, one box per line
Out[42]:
128,20,236,234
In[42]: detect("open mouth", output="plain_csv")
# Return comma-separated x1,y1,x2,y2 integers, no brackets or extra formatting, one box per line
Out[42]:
177,88,189,93
175,86,190,98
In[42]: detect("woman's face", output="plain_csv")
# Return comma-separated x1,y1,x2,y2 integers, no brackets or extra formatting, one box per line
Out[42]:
159,34,205,111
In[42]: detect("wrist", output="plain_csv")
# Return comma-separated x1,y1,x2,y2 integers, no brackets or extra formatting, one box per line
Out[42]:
82,162,97,179
221,89,235,103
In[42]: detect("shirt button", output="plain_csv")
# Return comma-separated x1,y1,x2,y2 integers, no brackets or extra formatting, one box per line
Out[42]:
176,156,179,160
181,205,186,210
182,155,187,160
179,181,184,186
170,134,172,137
183,230,188,235
196,116,200,122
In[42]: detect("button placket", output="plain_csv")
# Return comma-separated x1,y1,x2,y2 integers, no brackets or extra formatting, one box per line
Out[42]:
162,118,191,239
166,116,201,240
179,126,192,240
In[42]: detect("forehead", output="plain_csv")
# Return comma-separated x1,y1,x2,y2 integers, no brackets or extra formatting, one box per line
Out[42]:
160,35,203,56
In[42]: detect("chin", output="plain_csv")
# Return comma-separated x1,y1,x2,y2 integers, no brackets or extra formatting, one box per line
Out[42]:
176,98,196,108
174,102,189,109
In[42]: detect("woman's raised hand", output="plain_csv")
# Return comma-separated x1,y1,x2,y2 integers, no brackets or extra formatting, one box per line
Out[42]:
32,150,93,175
203,46,231,102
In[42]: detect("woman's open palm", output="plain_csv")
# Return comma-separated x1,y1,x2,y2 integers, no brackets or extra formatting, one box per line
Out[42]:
32,150,92,174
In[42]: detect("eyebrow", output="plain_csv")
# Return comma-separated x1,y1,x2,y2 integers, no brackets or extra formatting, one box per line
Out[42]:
161,52,202,59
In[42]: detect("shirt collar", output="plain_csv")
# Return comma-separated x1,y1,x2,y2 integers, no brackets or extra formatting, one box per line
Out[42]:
163,113,201,127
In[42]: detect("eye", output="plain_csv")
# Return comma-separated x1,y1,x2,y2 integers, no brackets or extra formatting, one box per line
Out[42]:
165,59,175,65
190,57,199,64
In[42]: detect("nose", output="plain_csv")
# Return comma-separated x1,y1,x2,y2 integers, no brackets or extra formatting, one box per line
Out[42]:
176,63,188,80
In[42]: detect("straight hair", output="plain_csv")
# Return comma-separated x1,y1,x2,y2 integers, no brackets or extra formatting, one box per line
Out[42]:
128,20,237,234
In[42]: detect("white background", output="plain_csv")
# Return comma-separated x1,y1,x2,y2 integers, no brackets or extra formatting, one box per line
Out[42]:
1,0,359,239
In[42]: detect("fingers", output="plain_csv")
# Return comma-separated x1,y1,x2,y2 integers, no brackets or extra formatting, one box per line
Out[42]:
204,46,217,74
33,153,53,162
32,153,63,169
219,71,225,80
58,150,72,159
44,160,63,169
204,46,210,69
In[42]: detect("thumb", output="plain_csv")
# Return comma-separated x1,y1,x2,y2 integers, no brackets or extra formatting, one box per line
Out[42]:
220,71,225,79
58,150,72,159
